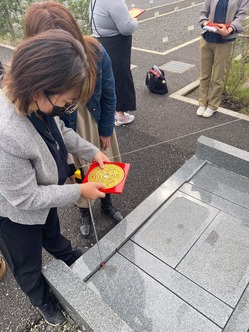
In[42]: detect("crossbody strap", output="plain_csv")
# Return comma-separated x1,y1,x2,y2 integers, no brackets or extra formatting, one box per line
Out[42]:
90,0,103,37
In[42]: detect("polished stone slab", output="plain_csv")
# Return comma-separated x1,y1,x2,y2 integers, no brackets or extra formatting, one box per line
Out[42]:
43,260,132,332
196,135,249,178
87,253,221,332
119,240,232,328
72,238,116,281
132,191,219,267
189,163,249,210
177,211,249,307
103,155,205,249
223,285,249,332
73,156,207,281
44,137,249,331
180,183,249,223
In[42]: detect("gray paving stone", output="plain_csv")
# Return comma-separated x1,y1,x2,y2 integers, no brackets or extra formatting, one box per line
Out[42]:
43,260,132,332
190,163,249,210
72,239,116,281
119,240,232,328
196,135,249,178
177,212,249,307
160,60,195,73
87,253,221,332
180,183,249,223
132,192,219,267
223,285,249,332
103,157,206,248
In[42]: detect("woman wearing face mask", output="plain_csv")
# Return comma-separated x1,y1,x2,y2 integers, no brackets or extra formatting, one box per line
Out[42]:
0,29,109,327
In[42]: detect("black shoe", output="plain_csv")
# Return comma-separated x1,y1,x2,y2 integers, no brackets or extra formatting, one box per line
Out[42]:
65,247,88,266
79,208,91,237
59,248,83,266
37,302,66,326
101,194,123,224
70,248,83,265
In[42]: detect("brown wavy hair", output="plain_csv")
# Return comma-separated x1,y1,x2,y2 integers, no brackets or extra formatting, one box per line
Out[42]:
3,29,91,115
24,1,100,99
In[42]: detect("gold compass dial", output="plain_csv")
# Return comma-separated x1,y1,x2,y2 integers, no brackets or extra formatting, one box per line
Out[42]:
88,164,124,189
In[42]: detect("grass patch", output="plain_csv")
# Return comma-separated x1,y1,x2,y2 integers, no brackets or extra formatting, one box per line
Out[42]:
223,33,249,113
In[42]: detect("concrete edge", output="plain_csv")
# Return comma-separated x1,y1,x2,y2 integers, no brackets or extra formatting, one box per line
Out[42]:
169,80,249,122
196,135,249,178
72,155,207,281
43,260,133,332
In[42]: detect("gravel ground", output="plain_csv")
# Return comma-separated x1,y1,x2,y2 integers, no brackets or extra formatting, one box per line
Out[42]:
29,310,83,332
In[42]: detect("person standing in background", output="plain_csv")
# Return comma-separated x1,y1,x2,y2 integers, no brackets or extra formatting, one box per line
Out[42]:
90,0,138,126
24,2,124,238
196,0,249,118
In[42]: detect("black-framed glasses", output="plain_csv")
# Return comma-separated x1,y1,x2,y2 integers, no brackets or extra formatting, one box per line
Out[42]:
46,94,78,115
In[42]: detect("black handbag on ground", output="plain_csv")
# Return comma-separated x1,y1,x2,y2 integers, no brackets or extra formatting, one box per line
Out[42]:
145,66,168,95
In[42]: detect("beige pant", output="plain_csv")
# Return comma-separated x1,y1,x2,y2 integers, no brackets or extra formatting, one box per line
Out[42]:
75,105,121,208
199,37,234,110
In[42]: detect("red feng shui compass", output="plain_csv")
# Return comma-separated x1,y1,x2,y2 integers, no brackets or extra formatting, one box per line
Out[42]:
83,162,130,194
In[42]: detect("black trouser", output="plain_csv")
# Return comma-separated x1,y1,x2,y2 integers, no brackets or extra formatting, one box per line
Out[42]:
99,34,136,112
0,208,74,306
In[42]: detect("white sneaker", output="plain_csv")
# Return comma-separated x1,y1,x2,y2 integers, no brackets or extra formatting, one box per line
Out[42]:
115,112,135,126
203,107,216,118
196,106,206,116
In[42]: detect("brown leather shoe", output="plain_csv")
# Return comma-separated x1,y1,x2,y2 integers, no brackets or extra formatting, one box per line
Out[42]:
0,256,6,281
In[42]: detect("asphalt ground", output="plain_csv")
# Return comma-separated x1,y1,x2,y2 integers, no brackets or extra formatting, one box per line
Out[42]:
1,1,249,331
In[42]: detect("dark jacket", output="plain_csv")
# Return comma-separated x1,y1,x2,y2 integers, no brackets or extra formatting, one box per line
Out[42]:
61,45,116,137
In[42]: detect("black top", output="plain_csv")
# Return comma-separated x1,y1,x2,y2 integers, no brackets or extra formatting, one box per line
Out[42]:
28,113,69,185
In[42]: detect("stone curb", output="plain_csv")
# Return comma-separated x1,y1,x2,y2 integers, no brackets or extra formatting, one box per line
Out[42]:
43,260,133,332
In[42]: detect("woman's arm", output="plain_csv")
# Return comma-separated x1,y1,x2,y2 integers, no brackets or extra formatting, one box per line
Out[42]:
0,147,81,210
108,0,138,35
98,46,116,137
199,0,211,26
229,0,249,33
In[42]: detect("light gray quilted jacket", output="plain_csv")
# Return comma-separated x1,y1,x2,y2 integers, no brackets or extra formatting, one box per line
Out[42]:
0,90,99,225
